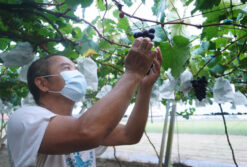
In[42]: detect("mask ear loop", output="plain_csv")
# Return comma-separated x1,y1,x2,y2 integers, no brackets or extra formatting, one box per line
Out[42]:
41,74,60,78
41,74,62,94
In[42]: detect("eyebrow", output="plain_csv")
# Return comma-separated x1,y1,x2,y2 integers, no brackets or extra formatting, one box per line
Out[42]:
59,62,72,67
59,62,78,70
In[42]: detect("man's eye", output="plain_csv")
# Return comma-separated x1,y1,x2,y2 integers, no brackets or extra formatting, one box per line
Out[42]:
65,66,71,70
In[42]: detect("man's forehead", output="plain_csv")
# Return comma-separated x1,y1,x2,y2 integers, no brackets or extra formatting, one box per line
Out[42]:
48,55,74,66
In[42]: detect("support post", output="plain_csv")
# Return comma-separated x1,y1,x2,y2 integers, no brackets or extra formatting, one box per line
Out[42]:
158,100,171,167
164,101,177,167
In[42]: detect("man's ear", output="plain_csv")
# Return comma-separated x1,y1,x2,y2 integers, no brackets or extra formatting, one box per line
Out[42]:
34,77,49,92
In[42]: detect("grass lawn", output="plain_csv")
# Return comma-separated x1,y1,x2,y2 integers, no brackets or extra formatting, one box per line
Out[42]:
145,120,247,136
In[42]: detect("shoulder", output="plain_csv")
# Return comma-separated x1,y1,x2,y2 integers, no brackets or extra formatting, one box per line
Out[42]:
9,105,55,121
7,105,56,132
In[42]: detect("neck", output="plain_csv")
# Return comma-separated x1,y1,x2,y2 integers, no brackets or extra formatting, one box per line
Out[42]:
39,95,74,116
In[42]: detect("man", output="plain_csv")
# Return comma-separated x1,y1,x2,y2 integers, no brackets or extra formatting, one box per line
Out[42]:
7,37,162,167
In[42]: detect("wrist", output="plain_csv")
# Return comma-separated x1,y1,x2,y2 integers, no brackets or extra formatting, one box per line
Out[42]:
139,83,153,93
124,70,144,82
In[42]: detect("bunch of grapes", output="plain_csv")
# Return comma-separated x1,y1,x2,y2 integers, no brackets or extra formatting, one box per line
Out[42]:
191,76,208,101
133,28,155,41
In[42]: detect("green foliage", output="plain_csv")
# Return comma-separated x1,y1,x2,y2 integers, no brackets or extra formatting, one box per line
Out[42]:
241,0,247,3
0,0,247,109
152,0,166,23
0,68,28,106
160,36,190,78
192,0,221,14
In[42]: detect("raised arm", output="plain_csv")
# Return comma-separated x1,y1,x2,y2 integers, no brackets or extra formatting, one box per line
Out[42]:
39,38,155,154
101,47,162,146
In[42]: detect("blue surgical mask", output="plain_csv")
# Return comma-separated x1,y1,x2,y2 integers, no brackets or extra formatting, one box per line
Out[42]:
42,70,87,102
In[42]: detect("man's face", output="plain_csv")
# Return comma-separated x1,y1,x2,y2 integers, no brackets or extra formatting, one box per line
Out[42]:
45,55,77,92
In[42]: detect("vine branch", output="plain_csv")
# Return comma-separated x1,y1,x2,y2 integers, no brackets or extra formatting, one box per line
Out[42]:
89,55,123,73
224,39,247,66
218,104,238,167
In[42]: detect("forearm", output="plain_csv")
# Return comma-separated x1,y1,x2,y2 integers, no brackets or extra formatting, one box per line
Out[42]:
78,72,142,140
124,85,152,141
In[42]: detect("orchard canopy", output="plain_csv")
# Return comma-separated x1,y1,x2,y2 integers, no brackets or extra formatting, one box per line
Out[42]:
0,0,247,111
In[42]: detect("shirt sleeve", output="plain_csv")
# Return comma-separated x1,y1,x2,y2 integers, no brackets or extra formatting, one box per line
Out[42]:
7,106,57,167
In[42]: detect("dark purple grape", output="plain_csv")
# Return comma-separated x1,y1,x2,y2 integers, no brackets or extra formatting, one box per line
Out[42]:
148,33,154,40
143,30,149,37
149,28,155,33
136,32,143,38
134,32,138,38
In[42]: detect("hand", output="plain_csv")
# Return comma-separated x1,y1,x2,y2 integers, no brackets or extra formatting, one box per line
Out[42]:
124,37,155,78
140,47,162,88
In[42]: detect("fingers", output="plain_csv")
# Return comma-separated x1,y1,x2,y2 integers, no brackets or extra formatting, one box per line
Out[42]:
152,57,161,74
139,38,151,50
150,50,156,58
132,37,153,53
132,37,142,48
156,47,163,64
150,49,161,74
146,42,154,52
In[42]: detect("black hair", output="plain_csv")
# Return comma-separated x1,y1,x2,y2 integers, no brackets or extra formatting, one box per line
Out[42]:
27,55,62,105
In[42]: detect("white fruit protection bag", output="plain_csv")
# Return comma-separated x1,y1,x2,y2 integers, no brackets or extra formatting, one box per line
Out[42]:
213,77,235,103
213,77,247,105
96,85,112,98
159,69,178,100
0,42,34,67
77,57,98,91
179,69,193,96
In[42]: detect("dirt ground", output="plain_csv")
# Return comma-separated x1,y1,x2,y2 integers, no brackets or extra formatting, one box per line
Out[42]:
1,133,247,167
100,133,247,167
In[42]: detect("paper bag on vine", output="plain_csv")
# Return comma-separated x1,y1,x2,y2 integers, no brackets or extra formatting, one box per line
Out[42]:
160,69,178,100
213,77,234,103
18,57,38,82
233,91,247,105
96,85,112,98
179,69,193,96
0,42,34,67
150,83,161,107
77,57,98,91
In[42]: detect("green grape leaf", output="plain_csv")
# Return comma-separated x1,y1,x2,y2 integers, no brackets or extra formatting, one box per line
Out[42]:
160,36,190,78
185,0,193,6
81,0,93,8
192,0,221,14
241,0,247,3
153,26,167,42
209,64,227,75
195,41,209,55
240,57,247,69
96,0,106,11
72,27,83,40
122,0,133,7
240,15,247,25
201,26,219,41
66,0,81,9
0,38,11,50
117,15,130,32
152,0,166,20
206,55,221,68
